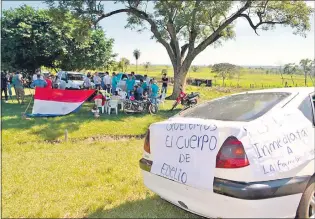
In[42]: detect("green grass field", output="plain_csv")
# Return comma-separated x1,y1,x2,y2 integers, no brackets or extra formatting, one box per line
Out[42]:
2,85,249,218
126,65,314,88
2,65,314,218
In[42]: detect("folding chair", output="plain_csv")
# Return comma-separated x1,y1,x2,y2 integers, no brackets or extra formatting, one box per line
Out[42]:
94,99,105,114
107,99,119,115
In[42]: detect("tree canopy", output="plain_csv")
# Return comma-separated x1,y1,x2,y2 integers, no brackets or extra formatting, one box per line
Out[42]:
117,57,130,72
1,5,115,74
300,58,313,85
45,1,313,97
212,63,239,86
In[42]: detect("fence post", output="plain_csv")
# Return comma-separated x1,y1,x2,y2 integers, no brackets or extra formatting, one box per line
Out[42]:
65,129,68,142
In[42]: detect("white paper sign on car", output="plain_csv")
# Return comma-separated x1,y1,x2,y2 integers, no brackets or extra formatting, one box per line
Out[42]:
242,109,314,177
150,118,219,191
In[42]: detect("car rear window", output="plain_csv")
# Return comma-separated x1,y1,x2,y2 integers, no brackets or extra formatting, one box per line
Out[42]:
180,92,291,122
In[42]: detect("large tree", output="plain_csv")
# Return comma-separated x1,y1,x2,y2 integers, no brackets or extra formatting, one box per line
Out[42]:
56,28,116,71
45,0,313,98
1,5,65,73
1,5,115,75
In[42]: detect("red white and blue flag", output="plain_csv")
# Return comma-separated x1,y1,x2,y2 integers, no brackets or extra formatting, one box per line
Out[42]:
28,87,95,117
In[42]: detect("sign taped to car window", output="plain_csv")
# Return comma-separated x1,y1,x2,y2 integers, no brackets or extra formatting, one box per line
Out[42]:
149,109,314,190
242,109,314,177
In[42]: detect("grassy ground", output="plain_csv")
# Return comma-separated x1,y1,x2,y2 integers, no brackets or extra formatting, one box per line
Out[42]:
2,85,246,218
127,65,314,88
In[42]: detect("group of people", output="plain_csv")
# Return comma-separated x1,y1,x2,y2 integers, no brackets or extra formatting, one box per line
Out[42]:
83,71,169,103
1,71,27,104
1,69,170,107
1,70,57,104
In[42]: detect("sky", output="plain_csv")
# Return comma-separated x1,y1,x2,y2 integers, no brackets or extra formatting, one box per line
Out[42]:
2,1,315,66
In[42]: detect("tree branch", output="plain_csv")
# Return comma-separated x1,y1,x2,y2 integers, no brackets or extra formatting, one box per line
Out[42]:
188,1,201,54
95,9,130,23
239,13,288,36
94,7,176,66
167,21,180,65
189,1,252,62
180,43,189,58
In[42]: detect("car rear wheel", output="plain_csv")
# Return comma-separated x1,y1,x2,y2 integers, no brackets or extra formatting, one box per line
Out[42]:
296,178,315,218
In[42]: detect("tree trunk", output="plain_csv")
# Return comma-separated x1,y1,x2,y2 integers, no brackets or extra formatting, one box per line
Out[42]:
291,75,295,85
304,71,307,86
169,66,189,99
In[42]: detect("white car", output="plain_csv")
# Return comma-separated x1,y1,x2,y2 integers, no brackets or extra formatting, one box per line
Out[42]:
140,87,315,218
59,71,95,89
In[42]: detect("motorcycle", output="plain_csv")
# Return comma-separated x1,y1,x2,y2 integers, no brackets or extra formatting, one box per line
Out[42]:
124,98,158,115
171,90,200,111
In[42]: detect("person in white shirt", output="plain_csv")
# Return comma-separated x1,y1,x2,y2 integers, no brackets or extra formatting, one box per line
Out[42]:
83,76,91,89
144,74,150,85
33,73,43,81
93,73,101,90
57,71,63,80
83,76,92,89
59,80,67,90
103,72,111,93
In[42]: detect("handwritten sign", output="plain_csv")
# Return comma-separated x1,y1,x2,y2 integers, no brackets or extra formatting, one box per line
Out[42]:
150,119,219,190
243,110,314,176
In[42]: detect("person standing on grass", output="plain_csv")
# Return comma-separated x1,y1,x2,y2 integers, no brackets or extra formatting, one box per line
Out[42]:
140,79,148,92
93,72,102,90
148,79,153,96
126,74,136,97
144,74,150,85
161,73,168,94
150,80,159,104
33,71,43,81
103,72,111,93
111,72,118,94
83,75,91,89
12,71,25,104
59,79,67,90
1,72,8,103
31,74,47,88
6,72,13,99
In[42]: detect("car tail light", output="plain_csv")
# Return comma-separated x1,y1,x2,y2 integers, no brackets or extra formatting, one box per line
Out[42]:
144,129,150,154
216,136,249,168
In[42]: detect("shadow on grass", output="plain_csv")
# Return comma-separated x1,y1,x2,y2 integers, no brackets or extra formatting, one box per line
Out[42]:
87,195,201,218
2,94,181,141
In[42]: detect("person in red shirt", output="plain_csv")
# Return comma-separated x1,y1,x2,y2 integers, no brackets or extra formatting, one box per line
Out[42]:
44,74,53,89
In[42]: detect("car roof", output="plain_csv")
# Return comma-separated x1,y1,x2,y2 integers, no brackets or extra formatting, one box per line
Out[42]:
238,87,314,95
67,71,82,74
